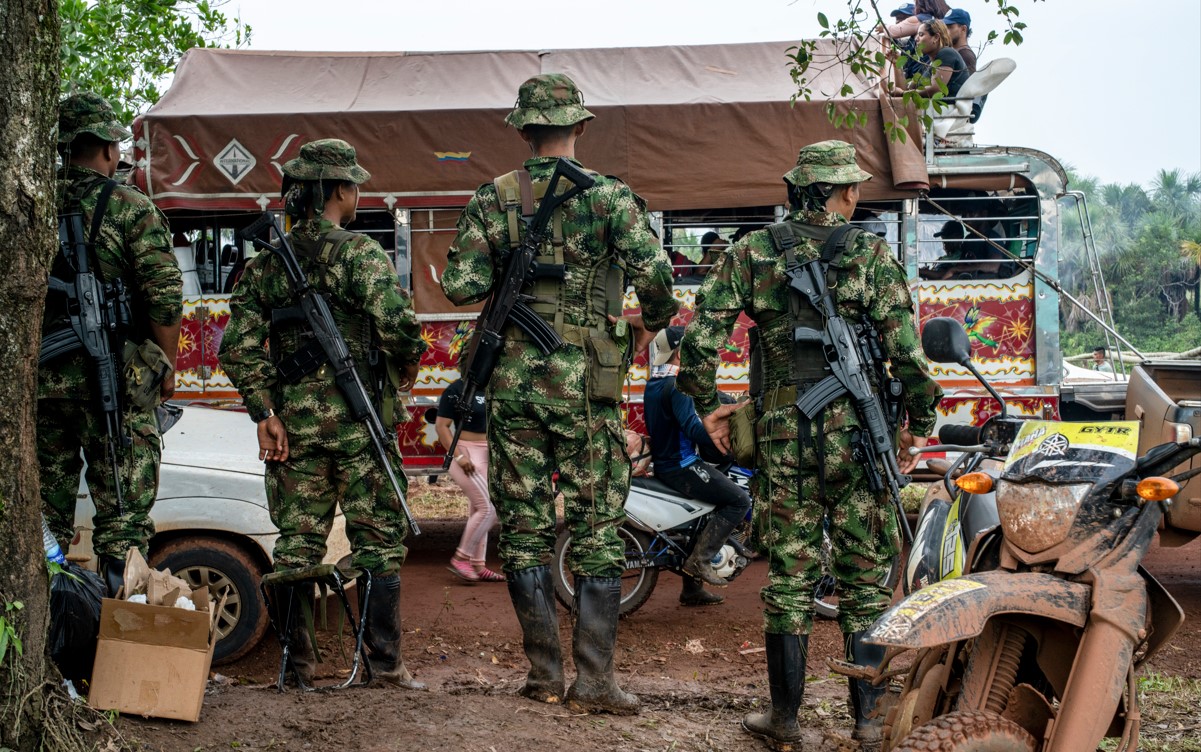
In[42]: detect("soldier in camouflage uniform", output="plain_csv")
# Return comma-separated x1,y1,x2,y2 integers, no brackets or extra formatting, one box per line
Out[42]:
679,140,942,750
219,139,428,688
41,92,183,595
442,74,676,714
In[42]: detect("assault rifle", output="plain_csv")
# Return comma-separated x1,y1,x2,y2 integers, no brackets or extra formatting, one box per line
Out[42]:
239,213,420,536
44,209,132,514
442,158,596,469
789,247,914,543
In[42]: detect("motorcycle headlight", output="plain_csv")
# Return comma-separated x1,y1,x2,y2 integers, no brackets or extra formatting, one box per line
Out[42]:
995,480,1091,554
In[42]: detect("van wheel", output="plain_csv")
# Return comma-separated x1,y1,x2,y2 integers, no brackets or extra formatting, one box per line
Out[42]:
894,709,1036,751
151,536,269,665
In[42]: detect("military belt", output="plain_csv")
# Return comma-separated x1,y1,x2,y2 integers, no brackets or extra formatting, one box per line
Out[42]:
759,382,832,413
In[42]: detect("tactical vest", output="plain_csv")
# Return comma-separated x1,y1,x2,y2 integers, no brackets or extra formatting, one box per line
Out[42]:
492,169,625,348
271,229,400,421
749,222,862,395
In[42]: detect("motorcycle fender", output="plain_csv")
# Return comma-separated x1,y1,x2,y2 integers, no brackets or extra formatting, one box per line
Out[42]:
864,571,1090,649
624,484,714,532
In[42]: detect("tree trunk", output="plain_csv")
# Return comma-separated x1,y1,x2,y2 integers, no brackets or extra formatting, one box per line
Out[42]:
0,1,60,749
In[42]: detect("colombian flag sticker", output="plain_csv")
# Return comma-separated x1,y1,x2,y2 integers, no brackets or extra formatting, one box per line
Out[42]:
435,152,471,162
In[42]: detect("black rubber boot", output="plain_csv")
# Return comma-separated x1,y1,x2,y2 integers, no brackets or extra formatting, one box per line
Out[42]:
846,631,887,751
681,516,738,587
275,583,316,685
362,573,426,690
98,554,125,599
565,576,639,715
679,576,725,606
507,566,565,703
742,633,808,750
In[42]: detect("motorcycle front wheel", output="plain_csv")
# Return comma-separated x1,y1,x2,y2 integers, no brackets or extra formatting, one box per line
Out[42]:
893,709,1035,751
552,525,660,617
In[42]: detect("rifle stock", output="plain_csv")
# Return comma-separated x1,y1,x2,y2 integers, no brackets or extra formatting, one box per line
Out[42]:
240,214,421,536
443,158,596,469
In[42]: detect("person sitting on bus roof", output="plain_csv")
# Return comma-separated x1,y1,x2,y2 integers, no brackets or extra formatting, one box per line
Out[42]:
944,8,976,73
888,19,969,100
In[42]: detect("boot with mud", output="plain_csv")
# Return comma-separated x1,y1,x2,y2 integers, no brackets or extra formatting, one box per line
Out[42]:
679,576,725,606
98,553,125,599
681,516,737,587
362,573,426,690
274,583,317,686
565,576,640,715
507,565,565,703
742,632,808,751
845,631,887,752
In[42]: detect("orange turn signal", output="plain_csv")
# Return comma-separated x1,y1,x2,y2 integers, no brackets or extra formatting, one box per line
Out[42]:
1136,477,1179,502
956,472,994,495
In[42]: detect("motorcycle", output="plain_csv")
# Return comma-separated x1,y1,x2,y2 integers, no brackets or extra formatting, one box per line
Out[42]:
551,464,900,618
839,317,1201,751
551,465,756,616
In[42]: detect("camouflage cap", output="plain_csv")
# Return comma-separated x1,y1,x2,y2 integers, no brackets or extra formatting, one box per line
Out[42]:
783,139,873,187
281,138,371,184
504,73,595,130
58,92,131,144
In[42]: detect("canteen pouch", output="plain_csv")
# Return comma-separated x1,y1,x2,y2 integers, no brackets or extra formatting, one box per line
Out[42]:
584,336,625,404
729,401,758,468
122,338,173,409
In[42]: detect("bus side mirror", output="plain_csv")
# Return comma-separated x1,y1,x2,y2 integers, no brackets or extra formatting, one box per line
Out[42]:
922,317,973,367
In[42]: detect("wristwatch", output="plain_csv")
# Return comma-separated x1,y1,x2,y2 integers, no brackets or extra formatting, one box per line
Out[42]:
251,408,276,423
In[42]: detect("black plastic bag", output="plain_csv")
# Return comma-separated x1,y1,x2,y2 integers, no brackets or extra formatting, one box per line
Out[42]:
49,562,105,683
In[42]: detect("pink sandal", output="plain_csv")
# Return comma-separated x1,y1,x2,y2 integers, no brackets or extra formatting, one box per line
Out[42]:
474,567,506,583
447,558,479,582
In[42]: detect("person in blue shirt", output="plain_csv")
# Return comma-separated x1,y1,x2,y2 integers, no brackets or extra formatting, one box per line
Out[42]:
644,326,752,605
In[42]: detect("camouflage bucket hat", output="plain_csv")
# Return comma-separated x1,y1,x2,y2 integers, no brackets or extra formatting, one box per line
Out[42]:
505,73,596,130
282,138,371,184
783,139,874,187
58,92,131,144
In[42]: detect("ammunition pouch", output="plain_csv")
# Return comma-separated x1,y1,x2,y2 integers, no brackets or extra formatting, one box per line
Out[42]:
728,401,758,467
122,338,173,410
585,334,627,404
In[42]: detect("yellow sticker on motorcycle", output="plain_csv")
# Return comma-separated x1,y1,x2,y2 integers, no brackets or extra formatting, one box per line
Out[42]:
1005,421,1140,469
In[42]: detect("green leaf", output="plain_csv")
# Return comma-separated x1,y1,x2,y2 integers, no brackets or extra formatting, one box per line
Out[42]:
817,12,829,29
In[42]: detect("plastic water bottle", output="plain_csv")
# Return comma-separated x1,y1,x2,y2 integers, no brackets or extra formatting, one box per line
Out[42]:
42,516,66,566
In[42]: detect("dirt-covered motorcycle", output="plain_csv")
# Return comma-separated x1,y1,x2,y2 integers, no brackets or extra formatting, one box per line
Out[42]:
840,318,1201,751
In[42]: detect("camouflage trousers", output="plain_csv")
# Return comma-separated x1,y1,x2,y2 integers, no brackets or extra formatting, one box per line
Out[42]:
752,424,900,635
265,436,409,576
38,397,160,560
488,399,628,577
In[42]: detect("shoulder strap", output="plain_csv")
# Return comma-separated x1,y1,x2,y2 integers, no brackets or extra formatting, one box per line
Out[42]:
88,179,118,247
493,170,525,251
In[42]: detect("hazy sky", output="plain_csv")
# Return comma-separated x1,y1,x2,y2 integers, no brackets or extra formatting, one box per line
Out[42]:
237,0,1200,188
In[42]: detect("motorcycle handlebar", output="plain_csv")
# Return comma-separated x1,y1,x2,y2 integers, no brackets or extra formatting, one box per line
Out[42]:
939,423,983,447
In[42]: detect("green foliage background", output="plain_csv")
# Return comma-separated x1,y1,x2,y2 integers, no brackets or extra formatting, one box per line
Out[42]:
60,0,250,123
1060,169,1201,357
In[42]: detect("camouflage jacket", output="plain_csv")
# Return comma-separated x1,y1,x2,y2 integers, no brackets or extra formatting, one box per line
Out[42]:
220,219,426,445
678,209,942,438
40,165,182,400
442,156,677,407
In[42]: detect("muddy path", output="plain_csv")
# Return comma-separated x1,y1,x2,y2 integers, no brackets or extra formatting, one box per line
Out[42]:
118,524,1201,751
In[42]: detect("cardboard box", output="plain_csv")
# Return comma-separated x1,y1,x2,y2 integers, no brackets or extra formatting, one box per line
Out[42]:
88,588,219,721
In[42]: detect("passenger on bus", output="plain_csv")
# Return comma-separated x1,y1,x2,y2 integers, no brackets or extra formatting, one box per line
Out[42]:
888,19,969,99
944,8,977,73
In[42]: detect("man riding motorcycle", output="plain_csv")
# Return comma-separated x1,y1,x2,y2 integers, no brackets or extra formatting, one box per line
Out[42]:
644,325,752,603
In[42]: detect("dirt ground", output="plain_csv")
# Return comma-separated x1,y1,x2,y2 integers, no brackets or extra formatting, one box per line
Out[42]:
116,520,1201,752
